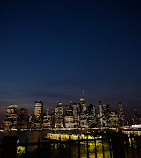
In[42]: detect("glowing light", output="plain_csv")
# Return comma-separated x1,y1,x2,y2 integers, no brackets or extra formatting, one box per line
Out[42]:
17,146,25,157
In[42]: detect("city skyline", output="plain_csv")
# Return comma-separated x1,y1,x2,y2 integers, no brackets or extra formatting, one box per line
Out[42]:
0,1,141,123
0,95,140,125
2,96,141,131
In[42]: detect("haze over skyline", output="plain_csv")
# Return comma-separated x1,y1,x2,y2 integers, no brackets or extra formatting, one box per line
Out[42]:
0,0,141,123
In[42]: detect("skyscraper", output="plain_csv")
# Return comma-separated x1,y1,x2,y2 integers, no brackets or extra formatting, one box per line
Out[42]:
71,103,79,128
55,102,64,128
3,105,18,130
79,96,88,128
64,107,74,128
79,97,86,113
87,104,96,128
108,111,119,127
99,102,111,127
42,109,52,128
118,102,125,126
34,100,43,122
99,101,103,127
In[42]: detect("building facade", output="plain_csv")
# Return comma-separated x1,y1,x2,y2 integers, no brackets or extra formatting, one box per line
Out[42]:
87,104,96,128
3,105,18,130
33,100,43,128
42,109,52,128
55,102,64,128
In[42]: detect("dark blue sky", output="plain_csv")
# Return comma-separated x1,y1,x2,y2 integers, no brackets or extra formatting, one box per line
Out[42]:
0,0,141,121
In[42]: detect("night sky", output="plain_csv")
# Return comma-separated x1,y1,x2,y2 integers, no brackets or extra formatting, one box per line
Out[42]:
0,0,141,122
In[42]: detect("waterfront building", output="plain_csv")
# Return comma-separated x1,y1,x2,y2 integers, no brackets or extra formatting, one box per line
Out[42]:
3,104,18,130
55,102,64,128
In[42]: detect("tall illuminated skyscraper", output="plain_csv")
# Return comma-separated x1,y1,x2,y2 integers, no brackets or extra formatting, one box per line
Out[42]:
34,100,43,122
79,90,86,113
99,102,110,127
79,92,88,128
3,104,18,130
55,102,64,128
64,107,74,128
99,101,103,126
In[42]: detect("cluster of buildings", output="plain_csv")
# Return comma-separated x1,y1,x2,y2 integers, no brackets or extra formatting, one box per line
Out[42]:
2,97,141,130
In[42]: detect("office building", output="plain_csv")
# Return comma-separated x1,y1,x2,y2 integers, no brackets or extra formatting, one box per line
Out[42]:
42,109,52,128
34,100,43,122
99,102,111,127
3,105,18,130
108,111,119,127
64,108,74,128
118,102,125,126
55,102,64,128
87,104,96,128
71,103,79,128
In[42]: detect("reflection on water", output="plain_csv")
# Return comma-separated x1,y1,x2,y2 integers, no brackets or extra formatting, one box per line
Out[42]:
0,130,48,151
0,131,112,158
0,130,48,142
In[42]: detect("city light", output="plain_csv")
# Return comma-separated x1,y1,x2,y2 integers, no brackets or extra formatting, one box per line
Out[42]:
1,98,141,133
